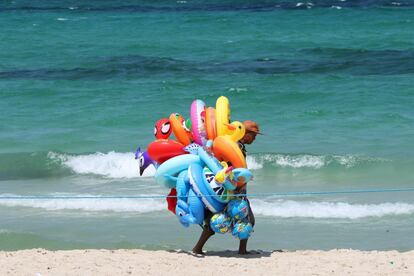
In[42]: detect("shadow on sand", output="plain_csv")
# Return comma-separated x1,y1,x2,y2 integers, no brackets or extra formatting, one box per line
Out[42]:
168,249,284,259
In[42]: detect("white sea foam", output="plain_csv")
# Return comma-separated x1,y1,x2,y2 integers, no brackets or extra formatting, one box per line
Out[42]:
248,154,327,169
228,87,248,93
246,156,263,170
274,154,326,168
48,151,155,178
251,199,414,219
1,195,412,219
295,2,313,8
57,18,68,21
248,154,386,169
48,151,386,178
0,194,165,213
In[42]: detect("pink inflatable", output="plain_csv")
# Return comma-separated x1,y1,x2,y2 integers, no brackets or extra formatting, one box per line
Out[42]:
190,99,207,145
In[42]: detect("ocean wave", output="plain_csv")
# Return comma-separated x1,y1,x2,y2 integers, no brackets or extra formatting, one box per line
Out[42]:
51,151,265,177
0,194,165,213
48,151,155,178
0,151,391,180
1,1,411,13
246,156,264,170
53,151,339,177
251,199,414,219
1,194,412,219
2,48,414,81
0,152,71,180
248,153,388,169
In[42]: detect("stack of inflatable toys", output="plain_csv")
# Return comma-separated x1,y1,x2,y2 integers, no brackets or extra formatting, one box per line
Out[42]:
136,96,254,240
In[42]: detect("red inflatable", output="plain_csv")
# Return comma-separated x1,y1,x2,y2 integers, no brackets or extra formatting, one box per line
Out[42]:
154,118,172,139
166,188,177,214
147,139,187,164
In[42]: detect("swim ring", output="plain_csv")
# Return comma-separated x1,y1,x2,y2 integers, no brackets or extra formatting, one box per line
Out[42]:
190,99,207,146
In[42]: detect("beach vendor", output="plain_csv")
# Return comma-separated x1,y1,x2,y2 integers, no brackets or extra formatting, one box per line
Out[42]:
192,120,262,255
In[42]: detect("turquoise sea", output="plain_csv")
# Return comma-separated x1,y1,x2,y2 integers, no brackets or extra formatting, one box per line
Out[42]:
1,0,414,251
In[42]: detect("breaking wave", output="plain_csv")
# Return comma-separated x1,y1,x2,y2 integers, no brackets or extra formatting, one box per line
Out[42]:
0,151,391,180
1,194,413,219
251,199,414,219
0,194,164,213
48,151,155,178
248,153,388,169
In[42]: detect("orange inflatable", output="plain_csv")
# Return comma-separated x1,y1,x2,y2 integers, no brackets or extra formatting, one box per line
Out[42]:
212,121,247,171
169,113,192,146
204,107,216,140
212,136,246,169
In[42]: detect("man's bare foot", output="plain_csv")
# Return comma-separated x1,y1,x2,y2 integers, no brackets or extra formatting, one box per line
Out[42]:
192,248,205,255
237,250,250,255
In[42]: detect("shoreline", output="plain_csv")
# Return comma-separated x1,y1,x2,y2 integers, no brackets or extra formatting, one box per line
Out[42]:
1,249,412,275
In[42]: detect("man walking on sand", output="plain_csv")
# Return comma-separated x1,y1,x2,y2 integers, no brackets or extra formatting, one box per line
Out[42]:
192,120,262,255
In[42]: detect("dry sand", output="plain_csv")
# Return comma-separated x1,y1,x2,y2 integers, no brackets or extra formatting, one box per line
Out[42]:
1,248,413,275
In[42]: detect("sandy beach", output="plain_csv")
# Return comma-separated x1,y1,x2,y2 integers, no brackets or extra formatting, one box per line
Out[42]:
1,249,413,275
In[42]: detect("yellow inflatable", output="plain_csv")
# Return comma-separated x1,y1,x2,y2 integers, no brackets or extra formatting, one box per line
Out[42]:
215,96,231,137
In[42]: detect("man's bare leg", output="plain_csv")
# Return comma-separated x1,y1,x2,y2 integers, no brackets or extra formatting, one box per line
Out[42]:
192,226,214,254
192,211,214,254
239,199,255,255
238,239,248,254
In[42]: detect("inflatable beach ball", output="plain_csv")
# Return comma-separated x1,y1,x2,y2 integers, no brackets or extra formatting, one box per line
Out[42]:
210,212,232,234
226,199,249,220
232,221,253,240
